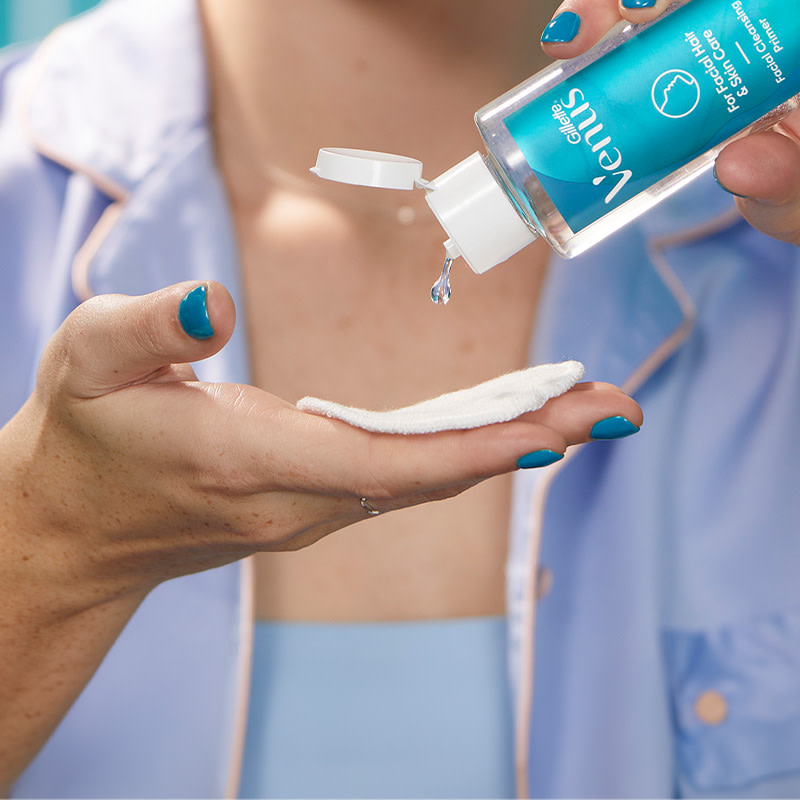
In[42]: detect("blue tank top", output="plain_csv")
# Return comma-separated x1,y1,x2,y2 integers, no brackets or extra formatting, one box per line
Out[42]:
239,616,514,798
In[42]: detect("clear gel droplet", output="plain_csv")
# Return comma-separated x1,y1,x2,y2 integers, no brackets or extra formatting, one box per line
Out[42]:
430,257,454,306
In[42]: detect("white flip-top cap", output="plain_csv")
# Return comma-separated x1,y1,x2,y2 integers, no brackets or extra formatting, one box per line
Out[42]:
311,147,538,274
311,148,423,190
424,153,538,274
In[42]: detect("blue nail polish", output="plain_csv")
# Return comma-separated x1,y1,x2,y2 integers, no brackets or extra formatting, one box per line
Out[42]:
621,0,657,8
517,449,564,470
541,11,581,44
178,285,214,340
590,416,640,440
712,164,749,199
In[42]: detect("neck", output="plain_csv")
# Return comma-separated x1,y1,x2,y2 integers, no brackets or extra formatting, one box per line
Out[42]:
200,0,556,213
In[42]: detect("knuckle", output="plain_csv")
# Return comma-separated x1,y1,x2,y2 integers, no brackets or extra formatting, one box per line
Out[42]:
184,391,271,496
37,295,128,400
56,295,116,363
36,334,74,399
35,301,105,399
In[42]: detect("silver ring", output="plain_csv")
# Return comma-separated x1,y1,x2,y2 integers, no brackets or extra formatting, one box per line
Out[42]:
360,497,381,516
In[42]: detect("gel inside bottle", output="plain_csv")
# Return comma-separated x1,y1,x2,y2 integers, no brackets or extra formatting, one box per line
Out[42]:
313,0,800,284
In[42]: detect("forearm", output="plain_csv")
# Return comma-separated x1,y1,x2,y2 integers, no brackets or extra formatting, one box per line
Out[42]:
0,577,143,794
0,417,146,792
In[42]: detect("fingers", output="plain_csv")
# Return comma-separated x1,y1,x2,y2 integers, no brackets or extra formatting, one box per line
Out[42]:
540,0,621,56
251,382,642,507
40,282,236,399
714,122,800,246
520,382,642,443
353,382,641,505
615,0,674,23
540,0,673,58
538,0,800,247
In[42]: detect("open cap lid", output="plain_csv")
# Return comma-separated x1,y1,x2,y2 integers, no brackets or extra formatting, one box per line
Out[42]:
310,148,423,191
311,147,538,275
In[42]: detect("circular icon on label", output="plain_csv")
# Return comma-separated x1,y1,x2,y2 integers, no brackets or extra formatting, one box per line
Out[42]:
651,70,701,119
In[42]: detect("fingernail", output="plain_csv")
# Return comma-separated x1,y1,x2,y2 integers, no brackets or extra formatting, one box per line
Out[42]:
178,285,214,340
713,163,749,199
621,0,657,8
541,11,581,44
590,416,640,440
517,449,564,470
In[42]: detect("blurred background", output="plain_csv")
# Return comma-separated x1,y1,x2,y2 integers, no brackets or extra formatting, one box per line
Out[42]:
0,0,101,49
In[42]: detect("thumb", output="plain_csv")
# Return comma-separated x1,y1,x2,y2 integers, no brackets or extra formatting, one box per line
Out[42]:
41,281,236,399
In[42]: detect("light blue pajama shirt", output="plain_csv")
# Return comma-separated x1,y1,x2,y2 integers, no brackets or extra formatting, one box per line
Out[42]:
2,1,800,797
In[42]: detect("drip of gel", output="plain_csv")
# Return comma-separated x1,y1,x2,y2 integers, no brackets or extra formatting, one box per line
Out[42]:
430,257,454,305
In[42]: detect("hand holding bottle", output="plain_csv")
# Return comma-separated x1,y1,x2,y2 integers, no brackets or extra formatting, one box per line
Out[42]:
542,0,800,246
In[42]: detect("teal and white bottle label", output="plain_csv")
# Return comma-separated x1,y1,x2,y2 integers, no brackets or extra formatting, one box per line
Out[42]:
504,0,800,233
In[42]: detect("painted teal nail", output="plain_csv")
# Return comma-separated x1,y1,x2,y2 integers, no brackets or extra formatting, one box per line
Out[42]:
621,0,657,7
178,285,214,340
590,416,640,440
517,450,564,470
713,163,749,199
541,11,581,44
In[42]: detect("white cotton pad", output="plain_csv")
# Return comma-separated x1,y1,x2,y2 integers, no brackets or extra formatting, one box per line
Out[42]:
296,360,585,435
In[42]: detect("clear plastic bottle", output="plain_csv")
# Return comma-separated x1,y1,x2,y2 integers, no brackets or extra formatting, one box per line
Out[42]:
314,0,800,280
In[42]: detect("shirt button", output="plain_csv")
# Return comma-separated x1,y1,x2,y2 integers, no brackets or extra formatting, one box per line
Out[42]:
536,566,554,600
694,690,728,726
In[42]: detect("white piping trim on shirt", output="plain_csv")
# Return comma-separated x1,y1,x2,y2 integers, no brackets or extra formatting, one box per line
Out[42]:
225,556,255,800
70,202,124,301
16,26,132,305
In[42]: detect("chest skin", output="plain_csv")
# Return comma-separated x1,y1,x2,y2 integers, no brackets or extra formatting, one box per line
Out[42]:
232,194,549,622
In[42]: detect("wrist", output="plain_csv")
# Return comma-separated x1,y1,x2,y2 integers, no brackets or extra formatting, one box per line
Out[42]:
0,405,151,620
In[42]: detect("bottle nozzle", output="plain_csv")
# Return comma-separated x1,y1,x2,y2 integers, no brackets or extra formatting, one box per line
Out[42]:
443,238,462,260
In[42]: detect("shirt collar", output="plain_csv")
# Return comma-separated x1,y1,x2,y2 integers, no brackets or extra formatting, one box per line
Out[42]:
22,0,207,199
20,0,250,385
536,171,741,390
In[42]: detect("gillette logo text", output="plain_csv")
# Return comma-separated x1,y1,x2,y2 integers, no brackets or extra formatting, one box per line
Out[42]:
551,88,633,205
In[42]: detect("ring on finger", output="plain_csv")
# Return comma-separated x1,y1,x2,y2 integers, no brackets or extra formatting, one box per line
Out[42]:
360,497,381,516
